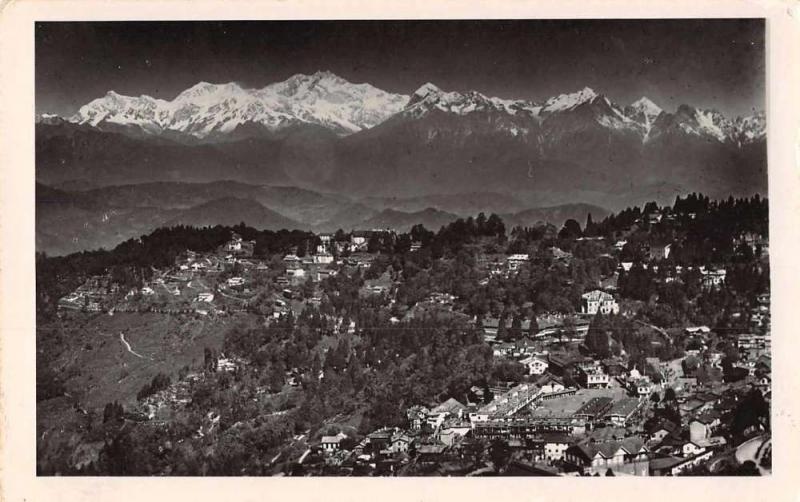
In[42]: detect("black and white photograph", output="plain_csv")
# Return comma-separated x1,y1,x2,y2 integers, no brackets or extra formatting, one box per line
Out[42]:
31,18,774,478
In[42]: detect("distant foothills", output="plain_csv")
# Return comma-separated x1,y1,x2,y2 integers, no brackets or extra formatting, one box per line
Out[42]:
36,181,609,256
36,72,766,256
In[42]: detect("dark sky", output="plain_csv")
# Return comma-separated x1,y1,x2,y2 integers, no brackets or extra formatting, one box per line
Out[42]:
36,19,765,118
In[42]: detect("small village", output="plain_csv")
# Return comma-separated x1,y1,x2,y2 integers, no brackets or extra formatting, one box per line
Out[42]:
46,195,772,476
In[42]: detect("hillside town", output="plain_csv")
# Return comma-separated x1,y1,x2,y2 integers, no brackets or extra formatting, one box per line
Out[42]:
36,194,770,476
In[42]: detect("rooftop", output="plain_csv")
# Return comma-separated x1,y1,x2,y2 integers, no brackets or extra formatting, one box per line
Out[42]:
582,290,614,302
605,397,642,417
431,397,466,415
570,436,647,461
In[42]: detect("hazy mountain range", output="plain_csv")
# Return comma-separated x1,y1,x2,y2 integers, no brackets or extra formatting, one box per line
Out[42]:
36,181,609,256
36,71,766,255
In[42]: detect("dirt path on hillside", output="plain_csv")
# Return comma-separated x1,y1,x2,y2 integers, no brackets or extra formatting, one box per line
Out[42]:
119,332,148,359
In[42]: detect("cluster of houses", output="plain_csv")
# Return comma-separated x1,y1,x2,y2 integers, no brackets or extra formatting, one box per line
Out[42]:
309,354,766,476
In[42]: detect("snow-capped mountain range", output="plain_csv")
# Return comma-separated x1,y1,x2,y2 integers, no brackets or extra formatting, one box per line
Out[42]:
67,71,409,137
51,71,764,145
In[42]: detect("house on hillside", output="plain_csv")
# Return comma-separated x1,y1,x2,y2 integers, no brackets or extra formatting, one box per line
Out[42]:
321,432,348,453
564,436,649,476
195,292,214,303
350,231,369,251
225,233,255,256
649,242,672,261
700,268,726,290
580,290,620,315
519,354,549,375
406,405,430,431
227,277,245,287
313,253,334,264
576,362,610,389
507,254,530,271
427,398,466,429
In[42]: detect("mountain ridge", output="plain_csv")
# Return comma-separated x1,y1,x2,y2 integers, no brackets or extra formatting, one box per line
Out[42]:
41,73,765,146
35,181,618,255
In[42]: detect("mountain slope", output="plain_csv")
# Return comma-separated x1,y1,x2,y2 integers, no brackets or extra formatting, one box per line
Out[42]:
502,203,611,229
165,197,302,230
359,208,460,232
38,80,767,211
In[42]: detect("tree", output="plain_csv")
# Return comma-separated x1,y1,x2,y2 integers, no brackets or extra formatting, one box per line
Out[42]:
497,311,508,341
585,314,611,358
558,219,582,240
509,314,523,341
489,439,511,469
527,315,540,338
560,317,577,343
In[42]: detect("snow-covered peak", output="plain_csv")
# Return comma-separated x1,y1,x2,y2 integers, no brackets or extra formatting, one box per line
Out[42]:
71,91,171,129
413,82,442,99
693,108,731,142
541,87,599,114
404,83,541,120
649,104,736,144
731,111,766,145
69,72,409,138
174,81,247,102
624,97,663,139
630,97,662,117
36,113,66,125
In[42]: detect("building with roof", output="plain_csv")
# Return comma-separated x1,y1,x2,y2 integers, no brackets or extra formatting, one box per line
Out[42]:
540,432,572,462
406,405,430,431
604,397,645,427
573,396,614,422
520,355,549,376
647,418,681,443
320,432,348,453
474,384,542,421
580,290,620,315
700,268,726,290
427,398,466,429
630,377,655,397
507,254,530,271
564,436,649,476
649,450,714,476
576,363,610,389
649,242,672,261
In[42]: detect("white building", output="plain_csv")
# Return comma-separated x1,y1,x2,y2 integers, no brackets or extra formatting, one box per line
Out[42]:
196,292,214,303
519,355,549,375
580,290,620,315
507,254,530,271
313,253,334,264
287,267,306,278
321,432,348,453
701,268,726,289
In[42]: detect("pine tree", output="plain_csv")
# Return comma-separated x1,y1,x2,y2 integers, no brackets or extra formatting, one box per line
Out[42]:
586,314,611,358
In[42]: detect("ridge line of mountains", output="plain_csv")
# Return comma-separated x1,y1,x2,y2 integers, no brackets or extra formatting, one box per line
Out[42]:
40,71,764,145
36,71,766,255
36,180,610,256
